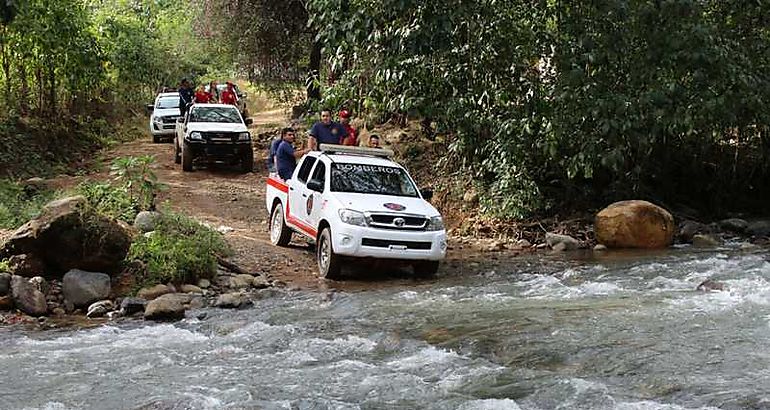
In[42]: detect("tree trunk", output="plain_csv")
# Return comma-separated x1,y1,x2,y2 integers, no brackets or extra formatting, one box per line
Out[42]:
17,62,28,115
48,64,56,116
307,38,322,102
35,65,43,116
0,27,9,104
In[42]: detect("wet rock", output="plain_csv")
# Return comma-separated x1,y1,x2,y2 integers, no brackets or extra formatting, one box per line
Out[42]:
11,275,47,316
595,200,675,249
251,275,271,289
0,295,13,310
678,220,708,244
106,311,122,320
180,284,203,294
516,239,532,248
692,234,721,248
136,284,173,300
196,312,207,320
697,279,726,292
86,300,114,318
740,242,760,251
28,276,48,294
62,269,111,308
119,297,147,315
197,278,211,289
486,241,506,252
230,274,255,289
213,293,247,309
0,196,132,275
594,244,608,251
133,211,161,233
188,296,206,309
546,233,580,251
161,293,192,306
747,220,770,237
144,294,186,321
0,272,10,296
51,307,65,316
719,218,748,233
7,254,45,277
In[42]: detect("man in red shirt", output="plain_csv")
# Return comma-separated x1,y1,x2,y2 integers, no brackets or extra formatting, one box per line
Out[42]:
339,109,357,146
220,82,238,106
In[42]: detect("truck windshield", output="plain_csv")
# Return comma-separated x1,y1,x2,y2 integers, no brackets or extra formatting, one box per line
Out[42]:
331,163,419,197
188,107,241,123
156,97,178,109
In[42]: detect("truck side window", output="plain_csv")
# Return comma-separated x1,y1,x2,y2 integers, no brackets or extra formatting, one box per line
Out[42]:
296,157,316,183
309,162,326,190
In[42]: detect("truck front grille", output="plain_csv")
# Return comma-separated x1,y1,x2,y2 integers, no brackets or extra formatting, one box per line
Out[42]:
367,213,427,230
361,238,432,250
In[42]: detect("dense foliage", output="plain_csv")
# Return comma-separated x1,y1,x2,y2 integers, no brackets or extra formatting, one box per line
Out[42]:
298,0,770,217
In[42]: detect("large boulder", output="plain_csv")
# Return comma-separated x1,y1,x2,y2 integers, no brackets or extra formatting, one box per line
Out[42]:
11,276,47,316
137,284,173,300
595,200,675,249
120,297,147,316
62,269,111,308
0,196,132,275
144,294,186,321
545,233,580,251
0,272,10,296
7,254,45,277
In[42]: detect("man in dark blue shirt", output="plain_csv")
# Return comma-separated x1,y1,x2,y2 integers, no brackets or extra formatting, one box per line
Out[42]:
178,79,194,115
267,127,294,174
276,128,308,180
308,109,347,150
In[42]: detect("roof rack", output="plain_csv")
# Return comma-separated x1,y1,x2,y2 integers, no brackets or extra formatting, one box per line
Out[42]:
319,144,394,158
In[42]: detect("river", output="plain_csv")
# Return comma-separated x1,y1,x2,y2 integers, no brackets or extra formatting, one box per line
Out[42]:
1,247,769,409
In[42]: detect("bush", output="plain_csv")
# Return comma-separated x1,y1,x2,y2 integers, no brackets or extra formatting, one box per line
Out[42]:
75,181,138,224
127,212,231,288
0,180,57,229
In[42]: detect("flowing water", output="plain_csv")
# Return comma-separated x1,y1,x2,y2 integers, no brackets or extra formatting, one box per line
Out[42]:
2,248,770,409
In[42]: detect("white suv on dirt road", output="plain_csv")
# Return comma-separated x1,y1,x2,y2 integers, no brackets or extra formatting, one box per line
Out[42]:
265,145,447,279
148,92,181,143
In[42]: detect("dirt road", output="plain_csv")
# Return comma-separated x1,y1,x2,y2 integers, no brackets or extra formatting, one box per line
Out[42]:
92,109,501,292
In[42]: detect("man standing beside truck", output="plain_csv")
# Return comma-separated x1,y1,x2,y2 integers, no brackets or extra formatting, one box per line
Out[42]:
276,128,309,180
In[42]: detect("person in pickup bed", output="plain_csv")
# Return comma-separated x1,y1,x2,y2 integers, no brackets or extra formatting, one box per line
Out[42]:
194,85,211,103
276,128,309,180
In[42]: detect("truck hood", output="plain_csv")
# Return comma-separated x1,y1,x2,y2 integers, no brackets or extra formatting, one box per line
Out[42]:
186,123,248,133
152,108,180,118
329,192,441,218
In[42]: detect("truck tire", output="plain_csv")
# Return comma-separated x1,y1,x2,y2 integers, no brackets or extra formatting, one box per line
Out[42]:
174,141,181,164
181,142,193,172
241,150,254,173
269,203,292,246
413,261,440,278
317,227,342,279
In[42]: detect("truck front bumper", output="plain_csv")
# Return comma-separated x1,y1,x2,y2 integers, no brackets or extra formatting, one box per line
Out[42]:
185,140,252,160
331,226,447,261
150,123,176,136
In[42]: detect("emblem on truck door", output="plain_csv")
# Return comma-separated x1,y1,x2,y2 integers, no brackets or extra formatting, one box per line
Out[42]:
383,203,406,211
306,194,314,215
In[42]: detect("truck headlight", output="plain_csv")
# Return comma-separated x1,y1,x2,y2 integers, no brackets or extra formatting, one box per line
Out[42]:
189,132,203,140
339,209,367,226
152,116,163,124
238,132,250,141
426,216,445,231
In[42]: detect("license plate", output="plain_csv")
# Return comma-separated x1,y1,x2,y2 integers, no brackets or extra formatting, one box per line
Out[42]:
389,245,407,251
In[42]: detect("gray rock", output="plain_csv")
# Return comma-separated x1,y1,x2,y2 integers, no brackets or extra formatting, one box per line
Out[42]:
51,307,65,316
546,233,580,251
0,272,10,296
144,294,186,321
213,293,247,309
229,274,255,289
251,275,271,289
197,278,211,289
7,254,45,277
62,269,111,308
180,284,203,294
133,211,161,233
28,276,48,294
697,279,726,292
136,284,173,300
692,234,722,248
747,220,770,237
594,244,608,251
719,218,748,233
677,220,708,243
516,239,532,248
86,300,114,318
120,297,147,315
188,296,206,309
11,275,47,316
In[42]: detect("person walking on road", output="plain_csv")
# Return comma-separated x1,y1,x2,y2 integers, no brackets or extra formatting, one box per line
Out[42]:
268,127,293,174
308,109,347,150
339,109,358,146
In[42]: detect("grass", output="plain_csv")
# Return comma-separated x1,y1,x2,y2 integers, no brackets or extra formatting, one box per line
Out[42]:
0,180,58,229
127,212,232,289
75,181,139,224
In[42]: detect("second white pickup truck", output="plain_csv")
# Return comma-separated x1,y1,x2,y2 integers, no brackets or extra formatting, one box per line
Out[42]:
265,145,447,279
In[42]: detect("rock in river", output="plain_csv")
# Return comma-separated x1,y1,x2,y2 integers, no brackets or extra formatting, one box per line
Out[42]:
62,269,111,308
11,275,47,316
144,294,186,321
595,200,675,249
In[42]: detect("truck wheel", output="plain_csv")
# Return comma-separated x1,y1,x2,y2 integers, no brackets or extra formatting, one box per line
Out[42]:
413,261,440,278
174,141,181,164
181,142,193,172
270,203,292,246
318,227,341,279
241,150,254,173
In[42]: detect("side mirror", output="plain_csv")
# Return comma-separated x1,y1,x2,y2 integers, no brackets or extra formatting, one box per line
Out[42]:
146,104,154,113
244,118,253,126
307,179,324,193
421,188,433,200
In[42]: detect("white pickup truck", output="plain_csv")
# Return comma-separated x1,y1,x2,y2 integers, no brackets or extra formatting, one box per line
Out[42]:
265,145,447,279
